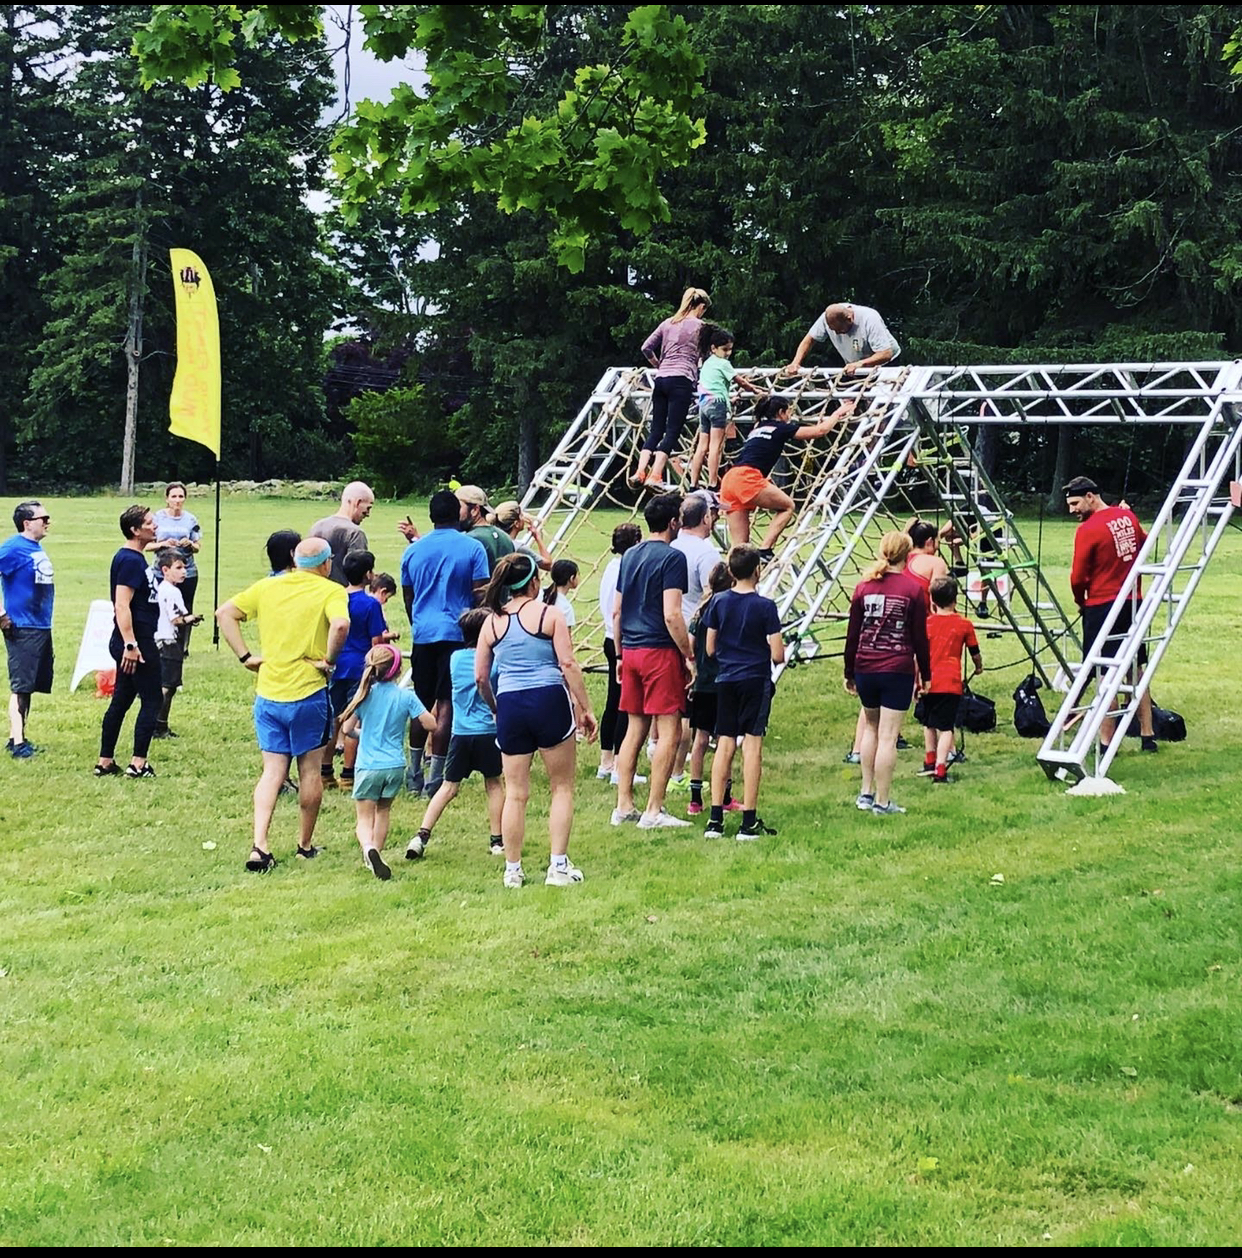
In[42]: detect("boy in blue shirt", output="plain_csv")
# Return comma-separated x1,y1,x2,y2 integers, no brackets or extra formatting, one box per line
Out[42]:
408,608,505,859
325,549,389,788
701,545,785,840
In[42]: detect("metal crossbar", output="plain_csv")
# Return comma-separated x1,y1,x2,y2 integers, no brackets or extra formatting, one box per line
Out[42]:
517,361,1240,787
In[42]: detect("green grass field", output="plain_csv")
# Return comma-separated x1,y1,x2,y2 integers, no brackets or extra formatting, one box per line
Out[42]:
2,494,1241,1245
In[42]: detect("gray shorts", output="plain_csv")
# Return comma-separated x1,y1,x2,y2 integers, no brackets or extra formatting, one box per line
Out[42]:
158,640,185,691
5,627,53,694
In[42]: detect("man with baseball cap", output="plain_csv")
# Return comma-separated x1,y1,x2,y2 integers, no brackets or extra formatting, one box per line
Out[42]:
456,485,515,574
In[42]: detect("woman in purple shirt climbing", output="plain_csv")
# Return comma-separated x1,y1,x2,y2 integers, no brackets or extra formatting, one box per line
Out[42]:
634,287,711,489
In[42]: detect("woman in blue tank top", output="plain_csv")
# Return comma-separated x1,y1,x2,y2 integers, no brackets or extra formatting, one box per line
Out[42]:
476,552,597,890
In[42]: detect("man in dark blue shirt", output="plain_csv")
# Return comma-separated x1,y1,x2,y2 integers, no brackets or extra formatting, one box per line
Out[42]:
0,500,55,758
400,490,489,795
611,493,693,831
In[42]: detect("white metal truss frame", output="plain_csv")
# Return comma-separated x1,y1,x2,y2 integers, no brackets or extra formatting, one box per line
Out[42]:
517,360,1241,783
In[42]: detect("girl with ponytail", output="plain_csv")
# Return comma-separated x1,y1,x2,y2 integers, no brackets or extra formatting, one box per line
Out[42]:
542,559,580,628
635,286,713,488
843,531,931,817
339,643,436,880
475,551,597,890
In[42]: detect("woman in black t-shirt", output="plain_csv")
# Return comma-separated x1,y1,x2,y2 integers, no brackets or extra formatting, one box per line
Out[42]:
719,396,855,556
95,504,164,779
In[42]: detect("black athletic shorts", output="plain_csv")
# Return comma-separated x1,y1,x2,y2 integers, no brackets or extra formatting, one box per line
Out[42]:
5,627,53,695
410,640,457,707
715,677,773,739
919,691,959,733
688,689,718,734
444,732,503,783
854,670,916,712
158,641,185,692
1081,600,1147,672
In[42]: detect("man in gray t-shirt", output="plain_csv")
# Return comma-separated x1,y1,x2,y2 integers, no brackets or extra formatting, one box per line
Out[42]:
309,480,375,585
784,302,900,377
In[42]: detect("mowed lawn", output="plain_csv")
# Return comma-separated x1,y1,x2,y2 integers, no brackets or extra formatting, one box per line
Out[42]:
1,493,1241,1246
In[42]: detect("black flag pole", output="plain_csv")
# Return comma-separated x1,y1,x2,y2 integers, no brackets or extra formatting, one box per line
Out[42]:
212,457,221,648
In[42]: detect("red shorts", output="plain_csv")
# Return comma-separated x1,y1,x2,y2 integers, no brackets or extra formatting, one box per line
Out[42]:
619,646,688,716
720,465,770,513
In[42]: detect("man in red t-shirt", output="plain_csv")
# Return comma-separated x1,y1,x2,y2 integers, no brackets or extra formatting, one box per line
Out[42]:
1064,476,1156,750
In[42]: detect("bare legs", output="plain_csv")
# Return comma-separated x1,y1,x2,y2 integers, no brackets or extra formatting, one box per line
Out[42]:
253,745,325,855
501,736,577,866
859,706,904,807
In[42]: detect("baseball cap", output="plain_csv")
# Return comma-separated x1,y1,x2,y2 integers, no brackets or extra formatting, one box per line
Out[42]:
493,500,522,529
690,487,720,512
456,485,489,507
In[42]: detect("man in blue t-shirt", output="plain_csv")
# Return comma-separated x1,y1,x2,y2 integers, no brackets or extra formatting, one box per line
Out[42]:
400,489,489,794
0,501,55,758
611,492,693,831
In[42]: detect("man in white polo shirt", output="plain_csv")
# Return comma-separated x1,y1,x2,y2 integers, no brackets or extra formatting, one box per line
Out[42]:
784,302,900,377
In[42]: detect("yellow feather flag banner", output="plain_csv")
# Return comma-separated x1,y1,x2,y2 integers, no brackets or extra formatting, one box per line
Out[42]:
168,249,221,458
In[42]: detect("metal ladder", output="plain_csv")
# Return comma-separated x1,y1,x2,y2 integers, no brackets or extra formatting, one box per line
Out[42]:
911,410,1081,687
1037,378,1242,783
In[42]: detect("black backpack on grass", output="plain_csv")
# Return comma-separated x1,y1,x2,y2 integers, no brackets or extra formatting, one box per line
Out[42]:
956,687,996,733
1013,673,1051,738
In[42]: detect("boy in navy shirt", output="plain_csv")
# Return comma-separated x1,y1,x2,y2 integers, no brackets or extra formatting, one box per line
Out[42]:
701,545,785,840
325,549,389,788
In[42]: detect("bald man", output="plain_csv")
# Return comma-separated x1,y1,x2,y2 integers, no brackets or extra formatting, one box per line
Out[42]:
784,302,900,377
310,481,375,585
217,538,350,871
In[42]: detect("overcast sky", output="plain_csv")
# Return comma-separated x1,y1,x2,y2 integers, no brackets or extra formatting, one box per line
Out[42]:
322,4,423,120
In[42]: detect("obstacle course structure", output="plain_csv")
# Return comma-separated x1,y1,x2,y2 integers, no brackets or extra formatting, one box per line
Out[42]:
517,361,1242,785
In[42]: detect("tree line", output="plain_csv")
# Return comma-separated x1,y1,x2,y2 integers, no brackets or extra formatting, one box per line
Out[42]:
5,5,1242,505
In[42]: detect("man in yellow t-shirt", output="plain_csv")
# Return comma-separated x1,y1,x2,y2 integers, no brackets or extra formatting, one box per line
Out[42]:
216,538,349,872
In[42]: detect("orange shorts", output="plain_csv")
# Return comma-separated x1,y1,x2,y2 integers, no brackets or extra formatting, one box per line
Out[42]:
720,465,770,514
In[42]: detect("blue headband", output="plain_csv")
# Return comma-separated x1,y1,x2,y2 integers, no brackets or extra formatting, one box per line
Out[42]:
508,554,538,593
296,544,333,569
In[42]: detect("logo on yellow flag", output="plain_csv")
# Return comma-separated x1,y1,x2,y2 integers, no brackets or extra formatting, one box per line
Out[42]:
169,248,221,458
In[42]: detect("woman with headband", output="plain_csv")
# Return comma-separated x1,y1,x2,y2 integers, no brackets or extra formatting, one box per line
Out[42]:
474,551,598,889
338,643,436,880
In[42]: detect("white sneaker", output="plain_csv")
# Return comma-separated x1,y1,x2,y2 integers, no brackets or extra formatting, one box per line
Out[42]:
646,740,658,761
610,808,641,826
545,860,584,886
638,809,692,830
405,833,427,859
595,766,613,780
609,771,647,786
871,801,907,815
503,865,525,889
855,793,875,811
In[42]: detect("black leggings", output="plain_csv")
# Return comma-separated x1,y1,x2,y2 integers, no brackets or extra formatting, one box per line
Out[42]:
179,573,198,653
100,635,163,760
643,375,695,455
600,637,629,754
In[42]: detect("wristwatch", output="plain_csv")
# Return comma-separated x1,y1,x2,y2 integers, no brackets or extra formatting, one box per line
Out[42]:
124,642,138,651
239,651,252,664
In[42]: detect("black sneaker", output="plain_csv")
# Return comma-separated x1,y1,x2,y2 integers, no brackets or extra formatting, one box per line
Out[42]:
93,762,121,777
757,548,776,563
295,844,321,860
917,763,937,777
124,763,155,779
896,735,912,750
152,728,179,739
931,773,950,785
366,848,392,881
737,817,777,841
949,749,967,764
703,821,725,839
1140,736,1158,753
489,837,505,856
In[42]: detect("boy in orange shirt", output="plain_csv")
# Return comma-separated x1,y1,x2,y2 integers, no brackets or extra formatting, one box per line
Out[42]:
919,575,982,783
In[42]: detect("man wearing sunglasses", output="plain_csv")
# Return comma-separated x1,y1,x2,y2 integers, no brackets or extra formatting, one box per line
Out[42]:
0,501,55,759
